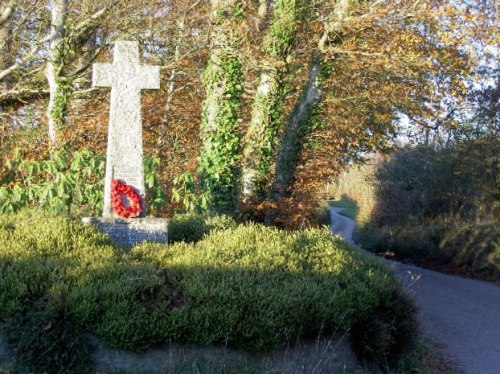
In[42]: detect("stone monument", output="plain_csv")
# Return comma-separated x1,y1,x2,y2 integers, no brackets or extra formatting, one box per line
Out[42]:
83,41,168,248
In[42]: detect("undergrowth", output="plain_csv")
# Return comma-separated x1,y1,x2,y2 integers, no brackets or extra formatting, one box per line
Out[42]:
0,210,417,372
329,140,500,278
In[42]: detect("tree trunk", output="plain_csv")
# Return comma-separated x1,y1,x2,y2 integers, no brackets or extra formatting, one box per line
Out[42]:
0,1,14,97
255,0,270,31
46,0,67,150
0,1,13,135
270,0,351,199
271,56,323,199
241,70,278,200
198,0,243,213
165,43,180,114
240,0,300,202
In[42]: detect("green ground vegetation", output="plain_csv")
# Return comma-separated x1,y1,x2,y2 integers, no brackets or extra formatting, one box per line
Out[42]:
0,210,417,373
328,198,358,220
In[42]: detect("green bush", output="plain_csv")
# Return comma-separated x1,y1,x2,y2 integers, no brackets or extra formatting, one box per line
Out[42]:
133,224,398,352
168,213,237,243
3,305,92,374
351,286,418,369
0,210,415,370
334,138,500,276
442,222,499,272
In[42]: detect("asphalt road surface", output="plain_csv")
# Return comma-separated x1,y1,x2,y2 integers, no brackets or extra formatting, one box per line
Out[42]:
330,207,500,374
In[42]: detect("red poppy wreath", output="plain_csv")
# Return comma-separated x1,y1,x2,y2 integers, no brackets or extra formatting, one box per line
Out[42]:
111,179,142,218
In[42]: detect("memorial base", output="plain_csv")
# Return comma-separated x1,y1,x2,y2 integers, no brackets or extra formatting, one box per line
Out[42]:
82,217,168,249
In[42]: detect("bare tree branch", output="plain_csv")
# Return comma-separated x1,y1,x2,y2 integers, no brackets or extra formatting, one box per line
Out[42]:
0,5,109,82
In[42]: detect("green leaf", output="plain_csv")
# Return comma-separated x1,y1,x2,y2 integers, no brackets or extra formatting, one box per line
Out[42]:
147,174,156,188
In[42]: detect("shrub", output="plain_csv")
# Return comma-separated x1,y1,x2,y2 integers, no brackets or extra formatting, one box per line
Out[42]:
3,304,92,374
0,210,415,370
167,213,237,243
334,138,500,277
67,262,176,350
357,221,500,275
440,222,499,273
351,286,419,369
134,224,400,352
0,150,167,216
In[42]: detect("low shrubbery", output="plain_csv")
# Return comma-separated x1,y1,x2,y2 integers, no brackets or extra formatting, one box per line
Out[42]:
351,286,418,369
0,210,416,372
167,213,237,243
4,305,92,374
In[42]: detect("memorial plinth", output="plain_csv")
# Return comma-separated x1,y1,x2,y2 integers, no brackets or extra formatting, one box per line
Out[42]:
83,41,167,248
82,217,168,249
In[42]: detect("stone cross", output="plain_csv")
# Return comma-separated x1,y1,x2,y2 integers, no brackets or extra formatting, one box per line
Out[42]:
93,41,160,218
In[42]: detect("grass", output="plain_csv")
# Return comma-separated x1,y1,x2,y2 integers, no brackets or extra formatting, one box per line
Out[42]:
0,210,418,373
0,338,462,374
328,198,358,220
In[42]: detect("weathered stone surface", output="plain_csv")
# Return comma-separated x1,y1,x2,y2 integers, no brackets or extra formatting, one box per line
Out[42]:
82,217,168,249
93,41,160,218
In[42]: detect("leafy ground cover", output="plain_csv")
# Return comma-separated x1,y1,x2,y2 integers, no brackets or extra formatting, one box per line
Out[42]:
0,210,417,373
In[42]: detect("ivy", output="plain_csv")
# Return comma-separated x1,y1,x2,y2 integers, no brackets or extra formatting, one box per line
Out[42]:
48,19,73,131
198,54,244,213
302,62,334,143
49,81,70,128
241,1,303,198
144,155,168,216
265,0,303,58
245,71,290,193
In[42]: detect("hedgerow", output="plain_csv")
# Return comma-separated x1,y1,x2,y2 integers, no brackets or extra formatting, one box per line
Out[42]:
0,210,416,371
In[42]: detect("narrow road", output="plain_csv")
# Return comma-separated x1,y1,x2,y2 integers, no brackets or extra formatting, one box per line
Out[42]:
330,207,500,374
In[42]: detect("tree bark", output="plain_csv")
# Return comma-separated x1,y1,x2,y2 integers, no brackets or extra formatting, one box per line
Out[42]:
241,70,278,200
255,0,270,31
0,1,13,92
0,0,13,127
198,0,243,213
271,56,323,199
240,0,299,202
270,0,351,199
46,0,67,149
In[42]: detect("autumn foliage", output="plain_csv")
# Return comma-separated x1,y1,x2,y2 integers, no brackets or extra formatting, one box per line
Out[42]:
1,0,496,227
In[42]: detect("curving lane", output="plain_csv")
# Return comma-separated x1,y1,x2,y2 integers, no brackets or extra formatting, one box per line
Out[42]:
330,207,500,374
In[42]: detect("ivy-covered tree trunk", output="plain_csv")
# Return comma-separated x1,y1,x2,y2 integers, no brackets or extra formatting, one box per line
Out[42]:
241,0,301,202
46,0,67,149
198,0,243,213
